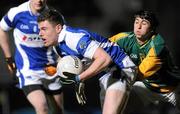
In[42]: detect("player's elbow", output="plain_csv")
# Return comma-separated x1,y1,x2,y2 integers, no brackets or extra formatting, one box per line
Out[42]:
94,47,112,67
101,53,112,67
106,55,112,65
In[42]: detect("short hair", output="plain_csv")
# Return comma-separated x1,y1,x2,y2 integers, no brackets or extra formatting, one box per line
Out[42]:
37,8,65,26
134,10,159,30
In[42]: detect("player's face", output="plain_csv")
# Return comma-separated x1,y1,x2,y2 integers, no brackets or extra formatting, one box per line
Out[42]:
30,0,47,12
134,17,151,40
38,20,61,47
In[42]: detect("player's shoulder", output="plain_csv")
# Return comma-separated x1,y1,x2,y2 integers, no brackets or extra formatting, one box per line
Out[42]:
109,32,132,42
151,33,165,47
66,26,89,35
7,1,29,19
65,26,89,39
60,26,86,44
150,33,166,55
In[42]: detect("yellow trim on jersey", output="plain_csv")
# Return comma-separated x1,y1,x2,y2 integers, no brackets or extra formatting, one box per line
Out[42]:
139,47,162,78
150,83,175,92
109,33,129,42
160,86,175,93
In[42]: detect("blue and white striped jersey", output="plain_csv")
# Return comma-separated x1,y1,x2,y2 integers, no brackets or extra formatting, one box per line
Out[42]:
55,25,134,69
0,1,56,75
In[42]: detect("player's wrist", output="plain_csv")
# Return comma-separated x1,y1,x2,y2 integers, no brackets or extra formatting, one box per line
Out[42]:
5,57,14,63
5,57,16,70
75,75,81,83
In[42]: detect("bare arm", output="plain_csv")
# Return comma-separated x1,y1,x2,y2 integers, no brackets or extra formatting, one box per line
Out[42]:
79,47,112,81
0,27,12,58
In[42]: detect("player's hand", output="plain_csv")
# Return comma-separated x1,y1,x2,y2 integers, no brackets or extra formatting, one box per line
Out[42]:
121,67,137,89
59,72,80,85
5,57,16,74
5,57,19,85
75,82,86,105
44,65,57,76
60,72,86,105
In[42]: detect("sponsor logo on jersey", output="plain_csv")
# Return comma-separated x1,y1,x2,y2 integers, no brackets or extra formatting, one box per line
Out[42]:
29,21,37,24
20,24,29,30
22,35,27,41
130,53,138,59
26,76,32,79
22,35,43,42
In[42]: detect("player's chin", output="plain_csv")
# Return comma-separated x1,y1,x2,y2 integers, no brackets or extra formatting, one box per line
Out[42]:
44,42,53,47
135,33,141,38
36,6,45,12
44,43,50,47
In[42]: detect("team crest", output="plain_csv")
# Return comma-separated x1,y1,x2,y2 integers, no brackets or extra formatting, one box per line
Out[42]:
79,41,87,49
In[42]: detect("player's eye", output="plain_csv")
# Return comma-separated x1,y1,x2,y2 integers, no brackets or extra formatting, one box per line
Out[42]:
134,20,139,24
142,20,149,25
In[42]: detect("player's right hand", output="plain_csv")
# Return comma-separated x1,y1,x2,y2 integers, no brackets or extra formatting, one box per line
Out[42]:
5,57,19,85
5,57,16,74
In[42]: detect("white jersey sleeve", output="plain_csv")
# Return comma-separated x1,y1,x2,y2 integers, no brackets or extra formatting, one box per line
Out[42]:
58,26,100,59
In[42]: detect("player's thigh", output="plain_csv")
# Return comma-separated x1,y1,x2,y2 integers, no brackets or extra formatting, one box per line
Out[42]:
42,78,63,107
53,93,64,106
99,72,126,98
132,81,162,105
100,73,127,114
40,76,63,113
51,93,64,113
103,89,127,113
22,85,48,109
45,90,64,108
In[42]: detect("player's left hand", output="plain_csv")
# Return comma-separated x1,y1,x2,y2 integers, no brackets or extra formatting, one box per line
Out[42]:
59,72,87,105
121,67,137,89
75,82,87,105
59,72,80,85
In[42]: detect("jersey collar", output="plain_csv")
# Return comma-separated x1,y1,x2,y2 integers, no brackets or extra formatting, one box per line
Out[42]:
58,25,67,43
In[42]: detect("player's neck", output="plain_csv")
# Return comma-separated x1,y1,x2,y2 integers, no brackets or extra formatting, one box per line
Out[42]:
136,37,148,45
30,5,45,16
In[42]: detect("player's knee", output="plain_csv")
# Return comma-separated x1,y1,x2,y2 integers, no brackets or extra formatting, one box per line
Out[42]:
34,102,49,114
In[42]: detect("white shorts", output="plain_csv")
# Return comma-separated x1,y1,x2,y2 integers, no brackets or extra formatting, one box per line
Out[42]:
132,81,180,107
99,71,127,105
16,69,62,91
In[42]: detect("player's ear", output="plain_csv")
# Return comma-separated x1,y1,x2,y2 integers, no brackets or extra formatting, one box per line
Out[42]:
56,24,62,34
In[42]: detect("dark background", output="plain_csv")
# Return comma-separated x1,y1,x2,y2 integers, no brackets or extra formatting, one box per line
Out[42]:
0,0,180,114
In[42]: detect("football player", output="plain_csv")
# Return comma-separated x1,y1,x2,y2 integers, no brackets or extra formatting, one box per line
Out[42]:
110,10,180,113
37,8,136,114
0,0,63,114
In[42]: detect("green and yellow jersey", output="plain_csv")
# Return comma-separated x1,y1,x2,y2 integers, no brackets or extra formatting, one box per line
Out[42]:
110,32,180,93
